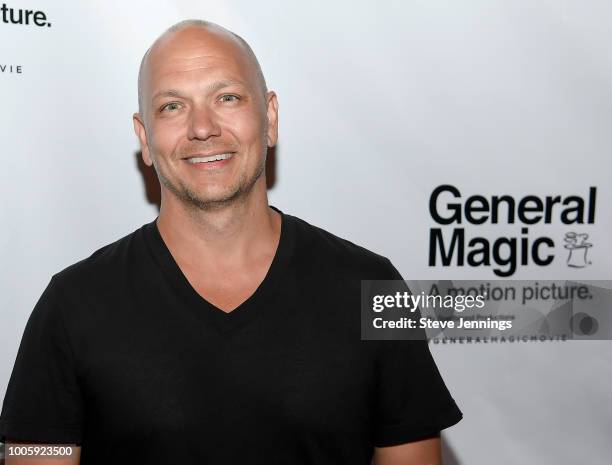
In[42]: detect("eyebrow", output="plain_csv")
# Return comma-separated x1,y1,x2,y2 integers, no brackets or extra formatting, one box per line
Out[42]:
151,80,246,102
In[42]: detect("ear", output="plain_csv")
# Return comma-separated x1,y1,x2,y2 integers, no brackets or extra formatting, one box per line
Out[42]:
133,112,153,167
265,91,279,148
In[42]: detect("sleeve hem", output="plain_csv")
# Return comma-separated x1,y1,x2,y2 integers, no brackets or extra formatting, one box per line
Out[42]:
0,419,82,444
373,401,463,447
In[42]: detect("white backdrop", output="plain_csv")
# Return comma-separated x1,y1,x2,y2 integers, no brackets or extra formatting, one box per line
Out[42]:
1,1,611,463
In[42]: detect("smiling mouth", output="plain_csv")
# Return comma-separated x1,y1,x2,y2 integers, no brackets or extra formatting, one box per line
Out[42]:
185,153,235,164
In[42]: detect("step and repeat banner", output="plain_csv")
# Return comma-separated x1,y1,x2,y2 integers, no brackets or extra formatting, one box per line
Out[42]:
1,1,611,464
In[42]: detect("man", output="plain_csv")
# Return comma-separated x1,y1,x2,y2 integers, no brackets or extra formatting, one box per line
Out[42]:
0,20,462,464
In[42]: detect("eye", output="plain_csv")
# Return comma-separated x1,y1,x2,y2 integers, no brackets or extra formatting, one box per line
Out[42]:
160,102,181,112
219,94,240,103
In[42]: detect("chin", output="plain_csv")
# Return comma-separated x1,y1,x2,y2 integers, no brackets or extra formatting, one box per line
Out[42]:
182,187,244,210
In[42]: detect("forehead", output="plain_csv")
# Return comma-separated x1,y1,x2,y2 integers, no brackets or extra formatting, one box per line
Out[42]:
145,28,255,92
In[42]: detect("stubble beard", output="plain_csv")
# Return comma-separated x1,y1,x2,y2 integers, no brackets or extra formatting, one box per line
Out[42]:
153,149,267,213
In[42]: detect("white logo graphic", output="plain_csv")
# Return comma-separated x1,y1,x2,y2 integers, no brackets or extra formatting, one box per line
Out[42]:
564,232,592,268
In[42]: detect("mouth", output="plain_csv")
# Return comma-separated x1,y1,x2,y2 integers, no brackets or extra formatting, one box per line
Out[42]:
184,152,235,164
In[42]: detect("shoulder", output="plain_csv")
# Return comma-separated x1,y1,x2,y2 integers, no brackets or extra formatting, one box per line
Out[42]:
50,223,147,294
284,212,400,280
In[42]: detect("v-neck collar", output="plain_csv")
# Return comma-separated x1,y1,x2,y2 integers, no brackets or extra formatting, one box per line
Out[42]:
142,205,294,332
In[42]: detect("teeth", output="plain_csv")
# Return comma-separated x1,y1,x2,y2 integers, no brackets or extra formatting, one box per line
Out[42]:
187,153,233,164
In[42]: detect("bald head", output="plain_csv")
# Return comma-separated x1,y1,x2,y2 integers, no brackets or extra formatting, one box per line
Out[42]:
137,19,268,116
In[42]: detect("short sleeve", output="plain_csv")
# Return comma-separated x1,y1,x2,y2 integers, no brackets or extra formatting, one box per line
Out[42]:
372,259,463,447
0,276,83,444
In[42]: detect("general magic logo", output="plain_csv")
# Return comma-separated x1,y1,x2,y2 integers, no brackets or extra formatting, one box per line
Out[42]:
428,185,597,277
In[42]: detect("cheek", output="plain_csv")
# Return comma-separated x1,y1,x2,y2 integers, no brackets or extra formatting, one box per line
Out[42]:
223,113,265,149
150,121,185,158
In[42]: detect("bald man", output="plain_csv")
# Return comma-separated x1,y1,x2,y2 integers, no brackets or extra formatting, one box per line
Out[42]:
0,20,462,465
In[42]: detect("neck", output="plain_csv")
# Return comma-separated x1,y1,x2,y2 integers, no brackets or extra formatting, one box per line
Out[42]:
155,178,280,269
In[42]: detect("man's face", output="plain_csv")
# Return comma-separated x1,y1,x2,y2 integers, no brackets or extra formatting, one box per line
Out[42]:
134,27,278,210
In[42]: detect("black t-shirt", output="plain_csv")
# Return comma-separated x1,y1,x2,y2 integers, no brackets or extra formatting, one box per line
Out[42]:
0,206,462,464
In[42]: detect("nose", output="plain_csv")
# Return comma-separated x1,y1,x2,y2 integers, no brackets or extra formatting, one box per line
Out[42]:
187,104,221,141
